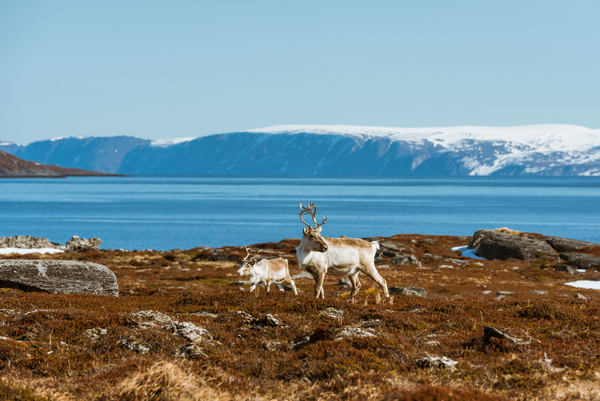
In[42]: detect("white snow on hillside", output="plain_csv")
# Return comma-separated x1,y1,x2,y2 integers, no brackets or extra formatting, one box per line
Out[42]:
50,136,86,142
0,248,64,255
249,124,600,153
151,137,195,147
248,124,600,175
0,141,21,146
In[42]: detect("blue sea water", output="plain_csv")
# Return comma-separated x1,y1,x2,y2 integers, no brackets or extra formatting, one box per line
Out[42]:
1,175,599,251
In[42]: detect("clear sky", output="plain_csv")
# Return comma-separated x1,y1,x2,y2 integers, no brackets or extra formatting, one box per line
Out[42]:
1,1,599,144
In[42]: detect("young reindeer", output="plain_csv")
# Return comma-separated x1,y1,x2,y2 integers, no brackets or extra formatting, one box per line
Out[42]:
296,202,389,299
237,247,298,295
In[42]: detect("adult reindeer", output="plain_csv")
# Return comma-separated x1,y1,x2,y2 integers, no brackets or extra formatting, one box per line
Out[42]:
296,202,389,299
237,247,298,295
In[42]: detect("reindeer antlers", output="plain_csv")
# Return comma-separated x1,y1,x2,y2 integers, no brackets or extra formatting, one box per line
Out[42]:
243,246,262,262
298,202,327,229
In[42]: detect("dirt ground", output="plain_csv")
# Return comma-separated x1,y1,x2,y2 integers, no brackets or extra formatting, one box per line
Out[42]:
1,234,599,400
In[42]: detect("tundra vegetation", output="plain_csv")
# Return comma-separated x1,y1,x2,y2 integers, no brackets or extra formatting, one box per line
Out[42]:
0,234,599,400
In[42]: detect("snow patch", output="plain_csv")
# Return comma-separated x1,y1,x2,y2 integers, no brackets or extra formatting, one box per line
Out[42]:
564,281,600,290
0,248,65,255
248,124,600,153
151,137,195,147
50,136,85,142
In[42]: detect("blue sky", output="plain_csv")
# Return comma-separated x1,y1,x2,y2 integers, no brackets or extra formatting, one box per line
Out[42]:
1,1,599,144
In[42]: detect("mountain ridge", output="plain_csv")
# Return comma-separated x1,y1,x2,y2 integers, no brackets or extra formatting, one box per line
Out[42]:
3,124,600,176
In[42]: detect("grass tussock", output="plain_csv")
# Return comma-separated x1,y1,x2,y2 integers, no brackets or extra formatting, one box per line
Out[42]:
117,360,229,401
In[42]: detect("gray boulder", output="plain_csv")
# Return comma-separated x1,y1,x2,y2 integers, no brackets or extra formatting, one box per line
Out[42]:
0,235,103,252
65,236,103,252
554,265,578,275
0,235,62,250
389,286,428,297
338,278,351,287
0,260,118,296
392,254,422,266
543,236,599,253
472,230,558,261
559,253,600,270
292,271,313,280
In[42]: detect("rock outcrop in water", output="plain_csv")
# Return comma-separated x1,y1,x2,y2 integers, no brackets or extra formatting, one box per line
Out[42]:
0,236,62,250
0,235,103,252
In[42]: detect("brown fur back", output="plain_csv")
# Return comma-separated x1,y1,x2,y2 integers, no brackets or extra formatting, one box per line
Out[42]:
323,237,374,249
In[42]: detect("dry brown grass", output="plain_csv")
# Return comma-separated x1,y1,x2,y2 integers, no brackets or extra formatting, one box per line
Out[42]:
1,234,599,400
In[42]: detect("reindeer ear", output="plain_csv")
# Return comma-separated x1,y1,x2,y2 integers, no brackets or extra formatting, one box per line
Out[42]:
316,226,322,233
303,227,310,235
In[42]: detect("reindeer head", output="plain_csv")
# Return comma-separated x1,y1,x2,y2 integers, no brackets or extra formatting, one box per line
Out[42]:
298,202,329,253
237,247,261,276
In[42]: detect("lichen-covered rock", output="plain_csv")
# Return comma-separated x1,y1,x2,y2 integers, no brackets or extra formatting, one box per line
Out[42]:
119,339,150,354
83,328,108,340
175,343,207,358
392,254,421,266
543,236,599,253
416,356,458,369
560,253,600,270
0,235,103,252
162,321,212,343
472,230,558,261
335,327,376,341
389,286,428,297
0,235,62,250
133,310,173,324
65,235,103,252
0,260,118,296
320,307,344,319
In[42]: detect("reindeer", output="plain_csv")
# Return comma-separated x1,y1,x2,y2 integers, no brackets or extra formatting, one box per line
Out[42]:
237,247,298,295
296,202,389,299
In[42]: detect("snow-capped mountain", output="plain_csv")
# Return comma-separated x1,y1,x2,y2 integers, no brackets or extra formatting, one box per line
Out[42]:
244,124,600,176
117,124,600,176
0,141,24,154
6,124,600,175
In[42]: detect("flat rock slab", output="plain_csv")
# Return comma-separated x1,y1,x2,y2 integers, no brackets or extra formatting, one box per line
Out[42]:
472,230,558,261
543,236,600,253
0,260,118,296
560,253,600,270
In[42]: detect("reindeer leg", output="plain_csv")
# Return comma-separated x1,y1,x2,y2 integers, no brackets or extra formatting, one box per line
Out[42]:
313,271,326,299
360,264,389,297
289,279,298,295
285,270,298,295
249,283,257,292
348,273,361,298
266,279,271,292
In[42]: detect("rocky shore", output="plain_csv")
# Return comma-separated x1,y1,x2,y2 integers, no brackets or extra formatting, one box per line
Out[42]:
0,229,599,400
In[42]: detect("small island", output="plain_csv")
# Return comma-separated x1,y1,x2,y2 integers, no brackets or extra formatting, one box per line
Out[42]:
0,150,122,178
